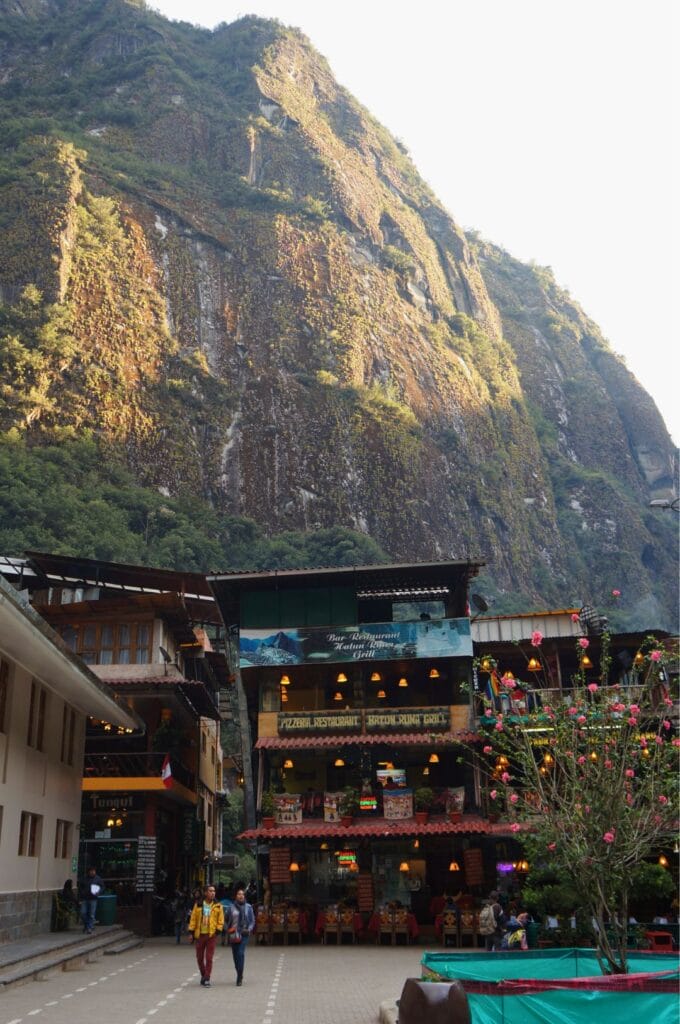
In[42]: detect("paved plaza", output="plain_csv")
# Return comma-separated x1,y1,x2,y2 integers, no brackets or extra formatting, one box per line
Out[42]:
0,939,425,1024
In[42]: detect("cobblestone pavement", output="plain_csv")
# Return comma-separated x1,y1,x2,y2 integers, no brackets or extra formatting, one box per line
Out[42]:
0,938,426,1024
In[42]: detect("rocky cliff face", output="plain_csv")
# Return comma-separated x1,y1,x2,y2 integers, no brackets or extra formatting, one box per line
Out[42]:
0,0,677,627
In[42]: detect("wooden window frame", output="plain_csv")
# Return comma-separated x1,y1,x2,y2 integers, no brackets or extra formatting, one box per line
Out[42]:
54,819,72,859
0,658,8,733
18,811,42,857
61,620,154,666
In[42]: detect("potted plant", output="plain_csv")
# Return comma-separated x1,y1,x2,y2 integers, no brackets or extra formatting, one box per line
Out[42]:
414,786,434,824
338,786,359,826
261,790,276,829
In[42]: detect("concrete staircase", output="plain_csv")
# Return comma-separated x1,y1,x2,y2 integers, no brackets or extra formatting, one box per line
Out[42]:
0,925,143,990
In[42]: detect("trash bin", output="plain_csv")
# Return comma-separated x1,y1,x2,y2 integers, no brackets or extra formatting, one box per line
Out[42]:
526,922,539,949
95,894,117,925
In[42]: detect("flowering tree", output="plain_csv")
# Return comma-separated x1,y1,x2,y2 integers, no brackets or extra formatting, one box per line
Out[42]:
475,629,677,974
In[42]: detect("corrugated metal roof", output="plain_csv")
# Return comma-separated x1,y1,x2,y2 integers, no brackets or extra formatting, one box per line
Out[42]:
255,731,478,749
238,816,515,841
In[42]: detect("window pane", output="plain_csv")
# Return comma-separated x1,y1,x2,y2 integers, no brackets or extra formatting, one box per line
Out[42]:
101,624,114,646
118,624,130,645
118,649,130,665
137,624,150,645
135,647,149,664
99,649,113,665
83,625,96,648
62,628,77,651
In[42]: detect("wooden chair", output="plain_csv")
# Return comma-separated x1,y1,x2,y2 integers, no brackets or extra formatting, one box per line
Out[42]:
378,908,394,945
459,909,477,947
339,908,356,944
441,910,459,947
256,908,271,945
393,908,409,945
323,909,340,944
285,908,302,945
270,907,286,944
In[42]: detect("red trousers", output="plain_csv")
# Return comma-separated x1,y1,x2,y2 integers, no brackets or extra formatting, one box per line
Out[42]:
195,934,217,979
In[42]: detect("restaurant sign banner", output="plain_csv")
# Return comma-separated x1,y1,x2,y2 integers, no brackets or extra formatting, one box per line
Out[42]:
365,707,450,731
240,618,472,668
278,710,362,733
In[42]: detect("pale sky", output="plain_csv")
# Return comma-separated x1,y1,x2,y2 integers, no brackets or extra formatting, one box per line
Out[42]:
151,0,679,447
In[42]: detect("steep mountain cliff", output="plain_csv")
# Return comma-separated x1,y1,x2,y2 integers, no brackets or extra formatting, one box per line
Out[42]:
0,0,677,628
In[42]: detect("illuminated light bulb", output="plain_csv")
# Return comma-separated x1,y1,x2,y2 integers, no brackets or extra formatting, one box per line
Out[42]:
398,677,408,688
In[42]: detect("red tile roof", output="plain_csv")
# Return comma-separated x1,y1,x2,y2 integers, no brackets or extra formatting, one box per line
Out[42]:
238,815,511,841
255,731,478,749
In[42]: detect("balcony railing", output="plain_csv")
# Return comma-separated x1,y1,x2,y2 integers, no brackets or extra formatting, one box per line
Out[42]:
84,752,195,791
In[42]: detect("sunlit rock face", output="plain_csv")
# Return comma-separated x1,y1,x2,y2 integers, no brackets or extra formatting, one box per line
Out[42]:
0,0,676,627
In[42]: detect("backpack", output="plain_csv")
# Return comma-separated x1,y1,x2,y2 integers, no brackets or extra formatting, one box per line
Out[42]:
479,904,497,935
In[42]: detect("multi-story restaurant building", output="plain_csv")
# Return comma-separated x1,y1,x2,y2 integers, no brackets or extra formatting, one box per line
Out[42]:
208,560,518,926
3,553,229,934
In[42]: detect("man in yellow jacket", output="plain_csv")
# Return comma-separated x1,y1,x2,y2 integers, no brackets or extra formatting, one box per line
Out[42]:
188,884,224,986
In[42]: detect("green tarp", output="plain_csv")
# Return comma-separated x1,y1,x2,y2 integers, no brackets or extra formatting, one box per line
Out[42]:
421,949,679,1024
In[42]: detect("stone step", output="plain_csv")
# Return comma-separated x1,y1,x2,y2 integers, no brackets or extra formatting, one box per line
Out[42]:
103,936,144,955
0,928,140,990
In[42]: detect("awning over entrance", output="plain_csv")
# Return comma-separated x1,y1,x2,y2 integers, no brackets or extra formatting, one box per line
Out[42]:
239,815,510,841
255,730,478,749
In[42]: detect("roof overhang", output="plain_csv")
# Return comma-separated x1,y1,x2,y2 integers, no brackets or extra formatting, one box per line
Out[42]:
238,815,511,841
0,576,139,730
255,731,478,750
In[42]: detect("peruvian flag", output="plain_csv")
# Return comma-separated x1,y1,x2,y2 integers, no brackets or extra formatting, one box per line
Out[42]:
161,754,173,789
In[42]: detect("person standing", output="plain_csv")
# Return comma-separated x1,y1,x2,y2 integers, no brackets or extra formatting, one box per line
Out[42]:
228,887,255,987
79,866,103,935
188,884,224,987
482,891,506,952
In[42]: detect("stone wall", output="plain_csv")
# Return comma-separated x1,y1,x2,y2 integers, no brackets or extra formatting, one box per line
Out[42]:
0,890,55,944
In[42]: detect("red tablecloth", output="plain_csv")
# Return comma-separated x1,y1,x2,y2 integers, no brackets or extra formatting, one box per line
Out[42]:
367,911,419,940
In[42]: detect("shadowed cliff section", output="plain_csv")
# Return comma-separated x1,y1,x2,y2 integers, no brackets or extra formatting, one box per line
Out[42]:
0,0,676,628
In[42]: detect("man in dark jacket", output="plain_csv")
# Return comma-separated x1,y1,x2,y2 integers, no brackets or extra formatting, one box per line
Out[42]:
485,890,506,952
80,867,104,935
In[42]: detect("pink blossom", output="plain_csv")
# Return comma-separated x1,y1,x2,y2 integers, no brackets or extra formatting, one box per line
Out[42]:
510,793,519,804
604,760,612,768
547,842,557,851
501,771,511,783
655,736,663,745
611,702,626,712
626,793,633,805
531,630,544,647
658,795,668,805
625,769,635,778
640,737,647,748
628,717,638,726
587,683,598,693
571,613,580,623
568,706,579,715
611,589,621,597
483,745,493,754
565,750,573,758
664,697,673,707
650,650,662,662
673,739,680,748
629,704,640,714
577,715,587,725
501,674,516,689
602,831,615,844
495,722,504,731
663,720,671,731
510,823,520,833
578,637,590,649
490,790,498,800
585,806,591,814
577,756,586,765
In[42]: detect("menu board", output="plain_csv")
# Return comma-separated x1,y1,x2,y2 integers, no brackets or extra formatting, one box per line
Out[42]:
274,794,302,824
136,835,157,892
357,873,374,912
324,792,342,822
269,847,291,884
463,847,484,887
383,788,413,819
